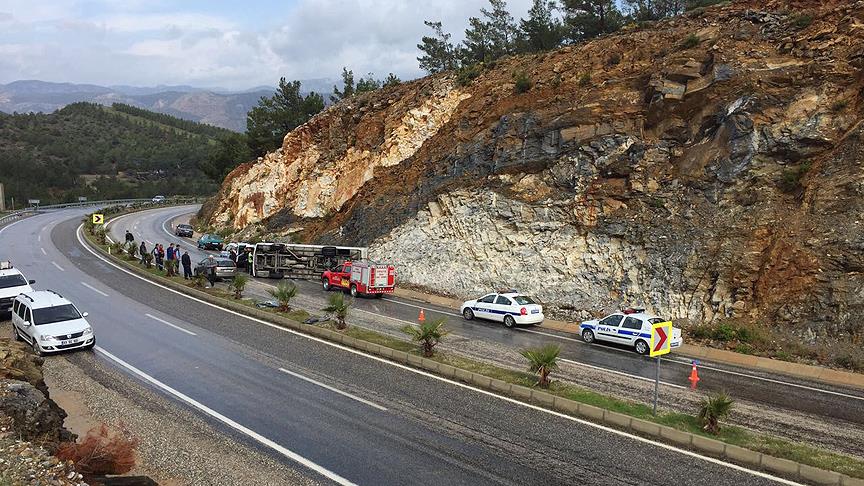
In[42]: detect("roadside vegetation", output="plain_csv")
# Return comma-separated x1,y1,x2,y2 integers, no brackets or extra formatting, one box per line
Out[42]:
697,391,733,434
322,293,351,330
520,344,560,388
402,318,449,357
267,282,298,311
56,424,139,479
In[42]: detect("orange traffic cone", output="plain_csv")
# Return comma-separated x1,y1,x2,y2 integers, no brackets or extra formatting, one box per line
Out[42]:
418,309,426,323
689,362,700,389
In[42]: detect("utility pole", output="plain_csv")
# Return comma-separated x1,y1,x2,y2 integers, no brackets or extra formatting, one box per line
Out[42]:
0,183,5,211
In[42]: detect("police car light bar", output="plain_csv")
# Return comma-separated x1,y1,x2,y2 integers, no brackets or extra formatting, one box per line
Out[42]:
0,261,12,270
622,306,646,314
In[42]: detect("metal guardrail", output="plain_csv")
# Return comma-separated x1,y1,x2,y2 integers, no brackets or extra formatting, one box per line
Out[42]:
0,197,203,227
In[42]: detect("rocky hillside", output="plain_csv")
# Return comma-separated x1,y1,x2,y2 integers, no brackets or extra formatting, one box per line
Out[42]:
202,0,864,343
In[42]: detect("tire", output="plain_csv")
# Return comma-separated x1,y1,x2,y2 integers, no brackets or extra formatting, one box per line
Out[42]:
32,341,44,357
635,340,649,355
13,326,22,342
503,315,516,328
350,285,358,298
374,293,383,299
463,308,475,321
582,329,595,343
322,279,331,291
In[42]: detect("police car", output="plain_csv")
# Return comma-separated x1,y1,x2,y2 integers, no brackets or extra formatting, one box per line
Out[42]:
461,290,544,328
11,290,95,356
0,261,35,313
580,308,683,355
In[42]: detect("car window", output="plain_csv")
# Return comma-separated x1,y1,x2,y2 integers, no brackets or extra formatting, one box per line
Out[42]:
478,294,496,304
622,317,643,330
33,304,81,325
600,314,623,326
12,300,18,315
24,307,32,323
217,259,234,267
0,274,27,289
513,296,535,305
16,302,26,320
495,296,512,306
648,317,665,324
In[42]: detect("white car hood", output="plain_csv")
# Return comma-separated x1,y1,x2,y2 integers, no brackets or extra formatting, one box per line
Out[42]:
34,318,90,338
0,284,33,300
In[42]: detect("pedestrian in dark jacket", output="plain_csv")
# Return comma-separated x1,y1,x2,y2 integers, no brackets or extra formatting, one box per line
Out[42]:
204,255,217,288
166,243,176,276
154,244,164,271
181,250,192,279
125,230,135,243
139,241,147,264
236,250,246,270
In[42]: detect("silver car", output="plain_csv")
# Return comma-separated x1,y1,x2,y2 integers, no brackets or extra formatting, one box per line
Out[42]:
194,257,236,280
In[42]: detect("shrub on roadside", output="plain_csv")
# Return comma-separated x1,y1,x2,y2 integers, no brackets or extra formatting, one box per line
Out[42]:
402,318,449,357
520,344,560,388
322,293,351,330
267,282,297,311
681,34,700,50
513,71,532,94
457,63,483,87
56,424,138,477
697,391,733,435
124,242,138,261
230,274,249,300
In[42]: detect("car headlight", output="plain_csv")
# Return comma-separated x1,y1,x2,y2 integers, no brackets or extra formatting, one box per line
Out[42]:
39,335,57,343
83,326,93,334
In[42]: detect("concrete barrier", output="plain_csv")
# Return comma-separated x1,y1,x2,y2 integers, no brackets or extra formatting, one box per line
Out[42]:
86,228,864,486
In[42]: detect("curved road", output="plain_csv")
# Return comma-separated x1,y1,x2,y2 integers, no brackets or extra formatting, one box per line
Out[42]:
126,205,864,427
0,208,810,485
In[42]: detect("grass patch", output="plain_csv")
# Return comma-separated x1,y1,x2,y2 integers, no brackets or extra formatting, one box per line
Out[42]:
344,327,417,353
578,72,591,87
789,13,813,30
513,71,532,94
681,34,700,50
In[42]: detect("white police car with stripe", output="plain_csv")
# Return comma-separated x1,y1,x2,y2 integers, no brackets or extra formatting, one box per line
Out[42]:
580,309,682,355
461,291,544,328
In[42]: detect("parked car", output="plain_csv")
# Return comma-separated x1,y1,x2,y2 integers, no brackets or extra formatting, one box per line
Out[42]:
579,308,683,355
461,291,544,328
194,257,236,280
151,195,166,203
197,234,224,251
11,290,95,356
0,261,35,313
175,224,194,238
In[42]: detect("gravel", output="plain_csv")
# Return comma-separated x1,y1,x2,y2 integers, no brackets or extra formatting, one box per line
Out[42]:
42,354,321,486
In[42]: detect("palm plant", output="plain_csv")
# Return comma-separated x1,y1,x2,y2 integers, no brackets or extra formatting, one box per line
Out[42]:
142,252,153,269
267,282,297,311
230,274,249,300
698,391,734,435
520,344,561,388
322,293,351,330
403,318,449,357
109,242,125,255
125,242,138,261
94,227,107,244
191,272,207,289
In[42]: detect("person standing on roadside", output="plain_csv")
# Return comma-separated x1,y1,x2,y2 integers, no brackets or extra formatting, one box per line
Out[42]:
205,254,217,288
247,249,254,275
181,249,192,280
125,230,135,244
166,243,176,276
139,241,147,264
154,244,164,271
236,248,247,272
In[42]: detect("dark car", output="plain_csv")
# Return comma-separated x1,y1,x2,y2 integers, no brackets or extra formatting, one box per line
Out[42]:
175,224,194,238
193,257,236,280
197,233,224,251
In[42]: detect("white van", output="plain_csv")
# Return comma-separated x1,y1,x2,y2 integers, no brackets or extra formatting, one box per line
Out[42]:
0,261,35,313
12,290,95,356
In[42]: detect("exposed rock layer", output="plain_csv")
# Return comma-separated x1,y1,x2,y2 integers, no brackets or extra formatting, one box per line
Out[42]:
204,0,864,341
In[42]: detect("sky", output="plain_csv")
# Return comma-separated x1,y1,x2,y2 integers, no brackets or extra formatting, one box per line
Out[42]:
0,0,537,90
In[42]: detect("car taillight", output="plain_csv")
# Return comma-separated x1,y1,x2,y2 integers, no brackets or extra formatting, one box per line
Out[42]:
520,307,527,315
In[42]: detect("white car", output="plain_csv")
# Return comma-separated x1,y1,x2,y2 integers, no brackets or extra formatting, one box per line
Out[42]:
461,292,544,328
151,195,166,203
11,290,95,356
0,261,35,313
579,309,682,355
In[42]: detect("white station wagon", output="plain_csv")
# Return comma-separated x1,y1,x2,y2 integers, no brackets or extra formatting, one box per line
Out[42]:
461,292,544,328
11,290,95,356
580,309,682,355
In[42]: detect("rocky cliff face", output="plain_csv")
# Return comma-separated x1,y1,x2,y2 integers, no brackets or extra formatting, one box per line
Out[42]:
204,0,864,341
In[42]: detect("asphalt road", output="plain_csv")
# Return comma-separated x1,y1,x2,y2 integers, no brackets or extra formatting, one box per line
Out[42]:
125,205,864,427
0,208,812,485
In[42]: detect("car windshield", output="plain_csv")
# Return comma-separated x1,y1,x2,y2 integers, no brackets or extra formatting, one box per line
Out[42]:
33,304,81,325
0,274,27,289
179,225,192,229
513,296,536,305
217,259,235,267
648,318,666,324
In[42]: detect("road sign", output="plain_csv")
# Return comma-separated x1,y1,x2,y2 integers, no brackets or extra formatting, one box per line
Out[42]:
78,196,88,202
92,213,104,225
28,199,40,205
650,321,673,357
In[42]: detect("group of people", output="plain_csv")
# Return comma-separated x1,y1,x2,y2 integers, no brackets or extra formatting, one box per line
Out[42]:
126,231,193,279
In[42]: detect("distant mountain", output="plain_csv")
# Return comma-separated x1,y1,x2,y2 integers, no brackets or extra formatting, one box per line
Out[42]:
0,80,331,131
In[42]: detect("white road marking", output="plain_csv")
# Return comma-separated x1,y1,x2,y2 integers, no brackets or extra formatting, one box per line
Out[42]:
81,282,109,297
278,368,388,411
559,358,686,389
40,247,47,255
77,223,804,485
51,261,65,271
145,313,197,336
94,346,356,486
37,234,42,242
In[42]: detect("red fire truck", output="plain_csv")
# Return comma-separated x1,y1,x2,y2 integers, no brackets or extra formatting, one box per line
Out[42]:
321,260,396,298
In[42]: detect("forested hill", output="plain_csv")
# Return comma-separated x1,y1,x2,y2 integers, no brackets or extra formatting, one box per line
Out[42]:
0,102,223,205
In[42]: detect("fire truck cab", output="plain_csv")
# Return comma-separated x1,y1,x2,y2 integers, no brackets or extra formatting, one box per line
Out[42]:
322,261,396,298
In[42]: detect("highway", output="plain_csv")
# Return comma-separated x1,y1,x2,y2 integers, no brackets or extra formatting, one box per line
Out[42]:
0,207,827,485
126,205,864,427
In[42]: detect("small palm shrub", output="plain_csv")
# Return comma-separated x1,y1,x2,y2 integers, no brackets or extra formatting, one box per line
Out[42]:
191,273,207,289
230,274,249,300
108,242,125,255
267,282,298,311
513,71,532,94
698,391,734,434
94,227,107,244
322,293,351,330
124,242,138,261
403,318,449,357
521,344,561,388
142,252,153,269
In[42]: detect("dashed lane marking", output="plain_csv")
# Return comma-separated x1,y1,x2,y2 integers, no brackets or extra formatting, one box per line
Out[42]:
81,282,109,297
145,313,197,336
278,368,388,411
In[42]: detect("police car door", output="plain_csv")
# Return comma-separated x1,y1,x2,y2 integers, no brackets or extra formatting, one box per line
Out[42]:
595,314,624,342
493,295,514,322
619,316,645,345
474,294,497,320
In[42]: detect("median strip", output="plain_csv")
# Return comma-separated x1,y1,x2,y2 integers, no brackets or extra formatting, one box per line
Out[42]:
80,212,864,486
